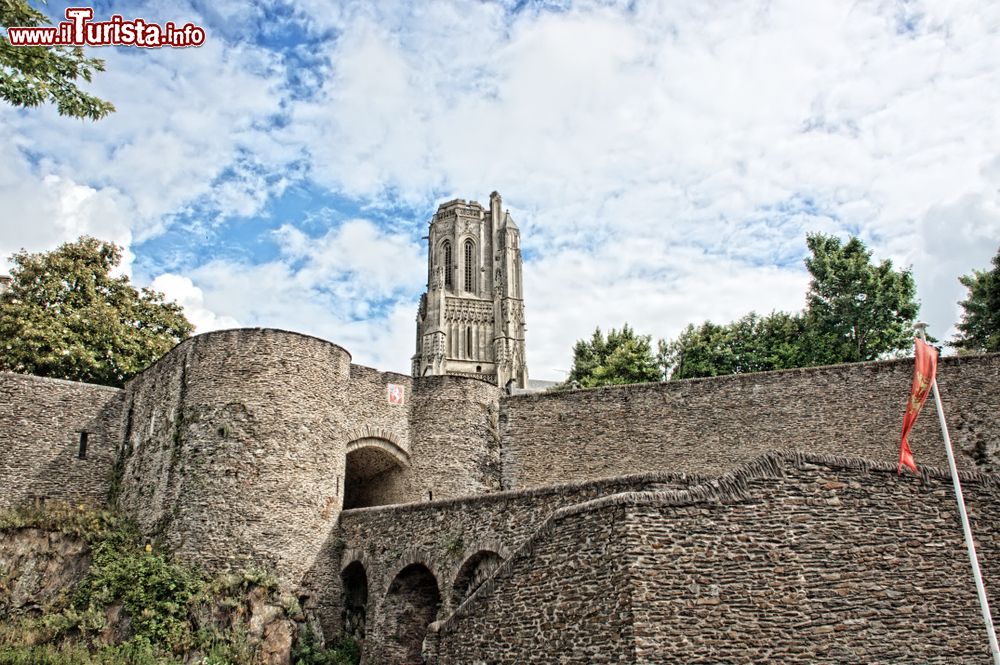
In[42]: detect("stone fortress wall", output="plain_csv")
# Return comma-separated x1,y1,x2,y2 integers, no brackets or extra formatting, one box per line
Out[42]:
423,453,1000,664
325,473,698,662
3,331,1000,663
113,329,502,585
501,353,1000,488
0,373,123,507
0,329,502,587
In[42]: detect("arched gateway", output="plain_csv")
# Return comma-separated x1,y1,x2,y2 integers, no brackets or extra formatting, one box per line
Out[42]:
343,437,411,509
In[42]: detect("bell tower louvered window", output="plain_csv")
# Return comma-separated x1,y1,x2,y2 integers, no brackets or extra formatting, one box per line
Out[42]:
464,239,475,292
443,241,452,288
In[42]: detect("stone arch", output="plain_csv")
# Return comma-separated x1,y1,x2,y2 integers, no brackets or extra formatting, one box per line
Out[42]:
341,560,368,642
344,426,409,458
345,437,410,467
343,436,410,510
381,563,441,665
440,239,453,289
451,549,504,607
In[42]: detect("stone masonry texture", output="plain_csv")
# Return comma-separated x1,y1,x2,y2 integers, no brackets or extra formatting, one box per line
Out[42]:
501,353,1000,489
425,453,1000,664
3,329,1000,664
112,328,500,586
0,372,122,507
325,474,697,663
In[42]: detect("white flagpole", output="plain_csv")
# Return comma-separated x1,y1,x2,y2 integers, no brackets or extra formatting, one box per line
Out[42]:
915,322,1000,665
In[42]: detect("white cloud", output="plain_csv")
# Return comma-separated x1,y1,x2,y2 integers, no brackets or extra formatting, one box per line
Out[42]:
0,151,135,275
2,16,293,236
276,0,1000,375
910,191,1000,341
150,273,242,333
145,218,425,369
6,0,1000,379
179,256,419,371
526,244,810,378
274,218,425,300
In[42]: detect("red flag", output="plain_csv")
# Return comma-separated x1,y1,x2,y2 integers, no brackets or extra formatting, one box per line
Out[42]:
898,338,939,473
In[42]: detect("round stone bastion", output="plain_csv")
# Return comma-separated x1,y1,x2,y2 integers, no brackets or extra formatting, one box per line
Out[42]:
113,328,502,585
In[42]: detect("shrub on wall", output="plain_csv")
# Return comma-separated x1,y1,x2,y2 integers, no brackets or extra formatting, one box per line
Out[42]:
0,503,300,664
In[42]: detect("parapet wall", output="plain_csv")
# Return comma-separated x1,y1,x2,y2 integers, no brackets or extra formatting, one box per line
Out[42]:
501,353,1000,488
427,453,1000,663
0,373,122,507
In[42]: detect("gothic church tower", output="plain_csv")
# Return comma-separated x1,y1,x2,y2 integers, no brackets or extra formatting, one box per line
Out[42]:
412,191,528,390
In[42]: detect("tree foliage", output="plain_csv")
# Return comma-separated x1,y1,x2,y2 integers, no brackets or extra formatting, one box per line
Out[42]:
953,246,1000,353
1,0,115,119
802,233,918,364
567,324,661,388
658,233,920,380
659,312,808,380
0,236,193,387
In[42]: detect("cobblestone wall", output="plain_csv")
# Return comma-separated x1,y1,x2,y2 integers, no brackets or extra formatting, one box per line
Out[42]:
115,329,352,585
426,453,1000,664
111,329,502,587
501,353,1000,488
409,377,504,499
320,473,698,661
0,373,122,507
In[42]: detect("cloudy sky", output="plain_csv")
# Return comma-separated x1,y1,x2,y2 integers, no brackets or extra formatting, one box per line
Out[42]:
2,0,998,379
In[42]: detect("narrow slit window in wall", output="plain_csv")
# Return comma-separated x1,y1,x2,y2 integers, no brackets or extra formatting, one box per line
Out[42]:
78,432,88,459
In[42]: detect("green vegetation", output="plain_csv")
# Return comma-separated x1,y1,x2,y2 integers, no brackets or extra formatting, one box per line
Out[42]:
0,503,359,665
567,324,661,387
800,233,918,365
658,311,808,380
1,0,115,119
292,628,359,665
953,246,1000,353
566,234,923,386
661,233,920,380
0,237,193,387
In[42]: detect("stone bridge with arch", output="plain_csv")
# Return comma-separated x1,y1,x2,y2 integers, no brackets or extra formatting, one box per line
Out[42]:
301,472,694,663
301,454,1000,665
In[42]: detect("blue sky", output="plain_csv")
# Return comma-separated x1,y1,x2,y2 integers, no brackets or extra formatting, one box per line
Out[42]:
2,0,999,379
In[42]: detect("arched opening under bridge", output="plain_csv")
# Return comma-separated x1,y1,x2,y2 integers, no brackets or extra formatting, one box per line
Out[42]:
341,561,368,642
451,550,503,607
382,563,441,665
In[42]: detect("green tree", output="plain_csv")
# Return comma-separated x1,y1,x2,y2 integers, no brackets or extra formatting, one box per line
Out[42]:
659,311,807,380
802,233,918,364
1,0,115,119
657,234,920,379
953,246,1000,353
0,237,193,387
567,324,661,388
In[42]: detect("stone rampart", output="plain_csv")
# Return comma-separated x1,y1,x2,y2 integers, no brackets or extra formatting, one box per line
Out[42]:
324,472,699,662
110,328,502,586
426,453,1000,664
115,329,353,584
501,353,1000,488
0,373,122,507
